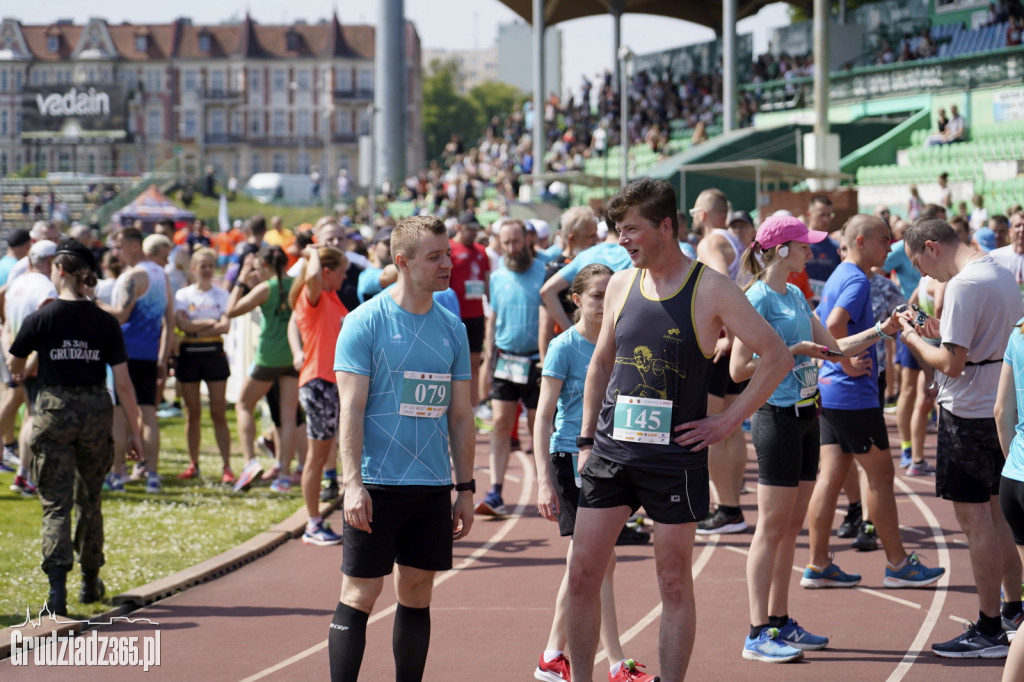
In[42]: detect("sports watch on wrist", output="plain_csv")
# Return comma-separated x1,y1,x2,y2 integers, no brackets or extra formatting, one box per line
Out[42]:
454,479,476,493
576,436,595,448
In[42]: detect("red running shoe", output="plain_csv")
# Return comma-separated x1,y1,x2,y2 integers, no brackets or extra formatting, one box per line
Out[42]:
609,659,659,682
534,653,571,682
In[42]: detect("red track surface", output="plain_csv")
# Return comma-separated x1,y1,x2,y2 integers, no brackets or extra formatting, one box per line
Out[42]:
1,419,1008,680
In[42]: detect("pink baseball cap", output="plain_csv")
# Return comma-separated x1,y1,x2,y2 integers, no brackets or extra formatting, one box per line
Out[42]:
754,215,828,251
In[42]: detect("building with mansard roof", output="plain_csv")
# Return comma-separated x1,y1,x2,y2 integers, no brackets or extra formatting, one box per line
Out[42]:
0,14,423,183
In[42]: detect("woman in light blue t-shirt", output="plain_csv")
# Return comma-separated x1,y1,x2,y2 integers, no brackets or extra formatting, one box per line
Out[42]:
531,263,652,681
731,216,902,663
996,318,1024,677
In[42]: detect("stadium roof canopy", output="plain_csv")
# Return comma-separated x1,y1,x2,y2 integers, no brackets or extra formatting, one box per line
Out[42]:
496,0,781,33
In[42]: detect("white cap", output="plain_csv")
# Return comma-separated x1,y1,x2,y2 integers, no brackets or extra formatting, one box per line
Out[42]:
29,239,57,263
597,220,609,240
527,219,551,240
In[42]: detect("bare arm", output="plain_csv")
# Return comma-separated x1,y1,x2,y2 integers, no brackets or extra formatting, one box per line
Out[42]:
287,313,304,372
996,362,1018,457
108,270,145,324
447,379,475,540
302,247,323,307
337,370,372,532
112,362,145,462
540,273,573,333
695,233,734,279
538,305,555,362
226,281,270,318
158,275,174,367
675,279,792,450
901,328,966,377
532,375,563,521
825,306,873,377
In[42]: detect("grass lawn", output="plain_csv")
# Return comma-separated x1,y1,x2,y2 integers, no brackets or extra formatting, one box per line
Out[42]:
179,192,331,230
0,409,304,628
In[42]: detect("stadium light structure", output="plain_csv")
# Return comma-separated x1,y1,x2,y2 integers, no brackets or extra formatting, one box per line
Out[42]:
618,45,633,188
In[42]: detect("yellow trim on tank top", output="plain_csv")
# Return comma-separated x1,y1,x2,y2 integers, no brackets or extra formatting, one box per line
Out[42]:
638,259,697,302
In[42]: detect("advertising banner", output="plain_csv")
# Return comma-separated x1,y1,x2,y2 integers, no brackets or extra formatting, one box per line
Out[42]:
21,83,128,139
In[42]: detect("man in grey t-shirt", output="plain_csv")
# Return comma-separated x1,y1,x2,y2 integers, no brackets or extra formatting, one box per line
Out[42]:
902,217,1024,659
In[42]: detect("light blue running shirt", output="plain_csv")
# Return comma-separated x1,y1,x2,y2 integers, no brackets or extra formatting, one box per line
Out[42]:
489,258,546,354
1002,320,1024,483
357,266,384,303
746,280,817,407
556,242,633,285
334,291,471,486
542,326,595,453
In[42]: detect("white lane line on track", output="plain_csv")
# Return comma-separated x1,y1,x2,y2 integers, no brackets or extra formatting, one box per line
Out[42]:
597,529,721,662
239,451,536,682
885,474,950,682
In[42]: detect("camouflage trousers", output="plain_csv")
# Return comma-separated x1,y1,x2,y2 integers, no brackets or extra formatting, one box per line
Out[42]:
29,385,114,574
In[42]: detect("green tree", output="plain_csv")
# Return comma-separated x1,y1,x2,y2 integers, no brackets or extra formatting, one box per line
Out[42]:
422,58,482,161
467,80,525,135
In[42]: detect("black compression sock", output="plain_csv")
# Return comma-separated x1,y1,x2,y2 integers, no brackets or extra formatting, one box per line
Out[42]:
328,602,369,682
393,604,431,682
717,504,741,516
768,614,789,629
750,624,769,639
492,483,503,496
978,611,1003,637
1003,600,1023,619
848,501,862,514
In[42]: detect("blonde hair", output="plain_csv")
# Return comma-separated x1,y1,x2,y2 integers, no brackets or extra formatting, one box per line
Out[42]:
739,242,785,292
288,246,347,309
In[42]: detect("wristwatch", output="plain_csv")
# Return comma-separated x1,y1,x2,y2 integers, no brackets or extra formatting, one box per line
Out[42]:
576,436,595,448
454,479,476,493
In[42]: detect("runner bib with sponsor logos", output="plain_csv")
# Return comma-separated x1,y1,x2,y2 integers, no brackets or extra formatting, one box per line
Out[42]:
612,395,673,445
793,359,820,399
464,279,485,300
494,353,531,384
398,371,451,418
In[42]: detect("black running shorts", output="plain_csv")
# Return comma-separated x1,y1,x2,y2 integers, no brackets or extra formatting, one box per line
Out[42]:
579,453,709,525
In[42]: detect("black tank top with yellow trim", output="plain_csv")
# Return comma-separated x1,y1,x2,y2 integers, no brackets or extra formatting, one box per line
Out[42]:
594,262,713,471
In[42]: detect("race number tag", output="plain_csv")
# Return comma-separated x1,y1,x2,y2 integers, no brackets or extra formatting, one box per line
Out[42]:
793,359,820,399
572,453,581,489
464,279,485,300
399,371,451,418
612,395,673,444
494,354,531,384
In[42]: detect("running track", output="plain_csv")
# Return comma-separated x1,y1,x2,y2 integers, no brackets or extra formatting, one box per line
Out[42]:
1,417,1008,680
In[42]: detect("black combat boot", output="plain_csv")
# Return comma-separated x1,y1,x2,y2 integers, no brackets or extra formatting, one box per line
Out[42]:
80,570,106,603
45,567,68,616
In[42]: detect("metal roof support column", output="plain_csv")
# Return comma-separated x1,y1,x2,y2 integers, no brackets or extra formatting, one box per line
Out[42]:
813,0,829,174
532,0,546,197
723,0,737,134
611,0,623,88
376,0,406,189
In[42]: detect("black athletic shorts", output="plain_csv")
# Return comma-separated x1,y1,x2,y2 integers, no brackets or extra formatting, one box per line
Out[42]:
116,359,158,407
462,316,485,354
342,485,454,578
551,452,581,537
489,352,542,409
820,407,890,454
176,342,230,384
579,453,709,525
751,408,820,487
250,364,299,382
936,406,1003,503
266,378,306,428
1000,476,1024,545
707,356,747,398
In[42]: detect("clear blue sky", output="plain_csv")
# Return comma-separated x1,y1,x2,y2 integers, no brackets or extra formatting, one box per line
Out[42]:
14,1,791,94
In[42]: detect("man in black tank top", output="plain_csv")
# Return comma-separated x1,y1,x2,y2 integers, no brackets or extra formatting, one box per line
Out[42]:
565,179,792,682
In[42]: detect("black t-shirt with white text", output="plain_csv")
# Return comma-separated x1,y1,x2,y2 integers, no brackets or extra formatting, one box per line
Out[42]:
9,300,128,386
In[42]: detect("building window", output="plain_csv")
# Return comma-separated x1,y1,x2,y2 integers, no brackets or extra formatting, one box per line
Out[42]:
251,153,262,173
15,71,22,91
232,110,243,134
359,108,370,135
286,30,300,52
338,153,350,171
337,108,351,135
210,109,226,136
357,68,373,93
272,152,286,173
15,111,21,134
183,110,197,137
297,110,311,136
1,110,7,135
184,70,197,92
250,112,262,135
335,67,352,92
272,69,286,92
135,35,147,52
146,108,162,136
210,70,225,94
296,69,311,91
146,69,162,92
272,110,286,137
199,33,211,53
0,71,6,92
47,36,58,53
250,69,261,91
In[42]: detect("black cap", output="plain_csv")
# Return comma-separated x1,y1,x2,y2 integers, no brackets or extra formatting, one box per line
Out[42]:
55,238,98,272
373,226,394,244
458,211,481,229
728,210,754,227
6,228,30,248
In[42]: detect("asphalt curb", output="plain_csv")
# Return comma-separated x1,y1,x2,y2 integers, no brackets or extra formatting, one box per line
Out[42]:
0,496,341,660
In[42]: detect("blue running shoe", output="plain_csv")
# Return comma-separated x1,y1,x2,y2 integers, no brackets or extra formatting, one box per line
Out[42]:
742,628,803,663
302,521,342,546
884,553,944,588
103,472,125,492
777,618,829,651
800,561,861,588
474,490,506,515
899,448,913,468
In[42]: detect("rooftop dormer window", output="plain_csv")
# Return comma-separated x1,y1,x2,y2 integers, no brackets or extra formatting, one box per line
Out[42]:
199,32,211,53
135,35,147,52
286,30,300,52
47,36,58,53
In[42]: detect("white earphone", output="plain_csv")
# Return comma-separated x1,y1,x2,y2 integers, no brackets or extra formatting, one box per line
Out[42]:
777,245,789,258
